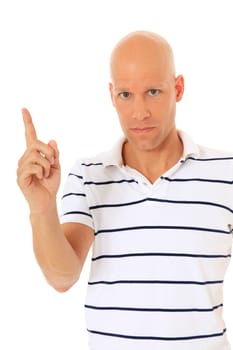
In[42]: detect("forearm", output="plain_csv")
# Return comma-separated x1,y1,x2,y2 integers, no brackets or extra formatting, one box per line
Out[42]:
30,204,81,292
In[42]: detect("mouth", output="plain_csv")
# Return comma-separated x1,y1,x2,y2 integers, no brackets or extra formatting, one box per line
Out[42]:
129,127,155,134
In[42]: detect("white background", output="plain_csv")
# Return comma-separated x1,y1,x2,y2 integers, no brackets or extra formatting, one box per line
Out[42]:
1,0,233,348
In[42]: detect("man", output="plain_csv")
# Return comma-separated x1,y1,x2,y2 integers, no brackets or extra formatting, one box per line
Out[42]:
17,31,233,349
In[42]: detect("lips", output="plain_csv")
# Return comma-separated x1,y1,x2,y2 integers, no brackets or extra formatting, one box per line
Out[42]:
130,127,155,134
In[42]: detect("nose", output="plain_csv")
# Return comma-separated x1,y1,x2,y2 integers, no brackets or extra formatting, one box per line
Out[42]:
132,96,151,120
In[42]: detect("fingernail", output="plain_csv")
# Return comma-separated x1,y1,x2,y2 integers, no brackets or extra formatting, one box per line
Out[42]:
50,157,55,165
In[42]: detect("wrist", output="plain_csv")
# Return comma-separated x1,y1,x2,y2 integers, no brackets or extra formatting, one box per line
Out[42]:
29,199,58,220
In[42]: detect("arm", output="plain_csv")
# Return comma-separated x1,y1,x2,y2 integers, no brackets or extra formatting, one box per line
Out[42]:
17,108,94,292
30,209,94,292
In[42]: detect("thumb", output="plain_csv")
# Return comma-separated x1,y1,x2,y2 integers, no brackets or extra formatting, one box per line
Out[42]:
48,140,60,167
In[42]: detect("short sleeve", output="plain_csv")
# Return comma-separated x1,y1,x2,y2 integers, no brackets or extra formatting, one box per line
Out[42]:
60,161,94,229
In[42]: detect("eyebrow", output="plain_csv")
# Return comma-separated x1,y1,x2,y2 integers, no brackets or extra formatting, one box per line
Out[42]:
113,84,164,94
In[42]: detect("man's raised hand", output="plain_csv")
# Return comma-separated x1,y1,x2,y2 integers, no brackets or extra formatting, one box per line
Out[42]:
17,108,61,214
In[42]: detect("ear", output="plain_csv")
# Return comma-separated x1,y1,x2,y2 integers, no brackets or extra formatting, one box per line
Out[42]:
175,75,184,102
109,82,116,107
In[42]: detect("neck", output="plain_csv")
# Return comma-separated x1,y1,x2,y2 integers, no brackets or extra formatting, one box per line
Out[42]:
123,129,183,183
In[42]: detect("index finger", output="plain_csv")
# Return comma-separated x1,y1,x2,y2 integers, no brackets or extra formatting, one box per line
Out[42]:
22,108,38,147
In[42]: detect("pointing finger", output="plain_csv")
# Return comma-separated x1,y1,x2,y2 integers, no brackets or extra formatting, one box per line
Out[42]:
22,108,38,147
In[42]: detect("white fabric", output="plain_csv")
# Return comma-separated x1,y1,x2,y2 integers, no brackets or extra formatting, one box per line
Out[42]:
60,131,233,349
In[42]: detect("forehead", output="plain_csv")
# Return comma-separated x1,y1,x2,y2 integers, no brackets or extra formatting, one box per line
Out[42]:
112,63,171,92
111,54,174,90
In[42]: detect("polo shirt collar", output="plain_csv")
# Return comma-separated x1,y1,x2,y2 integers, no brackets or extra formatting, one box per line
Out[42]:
101,137,125,167
100,130,200,168
178,130,199,161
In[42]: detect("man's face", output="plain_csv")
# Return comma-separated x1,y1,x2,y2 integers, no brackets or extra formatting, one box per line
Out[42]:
109,57,184,153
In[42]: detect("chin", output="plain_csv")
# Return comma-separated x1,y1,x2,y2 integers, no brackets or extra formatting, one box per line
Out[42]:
129,138,159,152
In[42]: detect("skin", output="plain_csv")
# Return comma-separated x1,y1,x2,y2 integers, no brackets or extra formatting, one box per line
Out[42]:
17,108,94,292
109,31,184,183
17,31,184,291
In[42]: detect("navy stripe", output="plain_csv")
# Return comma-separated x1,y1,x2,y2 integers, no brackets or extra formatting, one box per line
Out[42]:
87,328,227,341
81,162,103,167
63,211,92,218
92,252,231,261
62,192,86,199
90,198,146,209
89,197,233,214
84,179,138,185
95,225,230,236
161,176,233,185
85,303,223,313
88,279,223,286
68,172,83,180
187,156,233,161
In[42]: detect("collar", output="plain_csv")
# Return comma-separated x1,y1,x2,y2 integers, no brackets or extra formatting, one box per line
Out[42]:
99,130,200,168
178,130,199,161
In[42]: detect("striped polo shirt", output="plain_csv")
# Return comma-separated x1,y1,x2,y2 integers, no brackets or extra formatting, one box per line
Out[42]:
60,130,233,350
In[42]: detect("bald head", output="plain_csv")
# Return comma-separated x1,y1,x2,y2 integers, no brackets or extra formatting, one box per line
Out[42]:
110,31,176,83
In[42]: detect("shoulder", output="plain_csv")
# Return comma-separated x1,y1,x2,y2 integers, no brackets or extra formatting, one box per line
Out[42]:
185,144,233,181
70,137,125,174
67,156,105,184
193,144,233,161
179,130,233,161
180,131,233,180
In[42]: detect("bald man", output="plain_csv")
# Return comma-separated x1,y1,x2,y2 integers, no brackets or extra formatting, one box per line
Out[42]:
17,31,233,349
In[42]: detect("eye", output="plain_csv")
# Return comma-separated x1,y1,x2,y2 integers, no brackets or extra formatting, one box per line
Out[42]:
148,89,160,96
119,91,130,99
